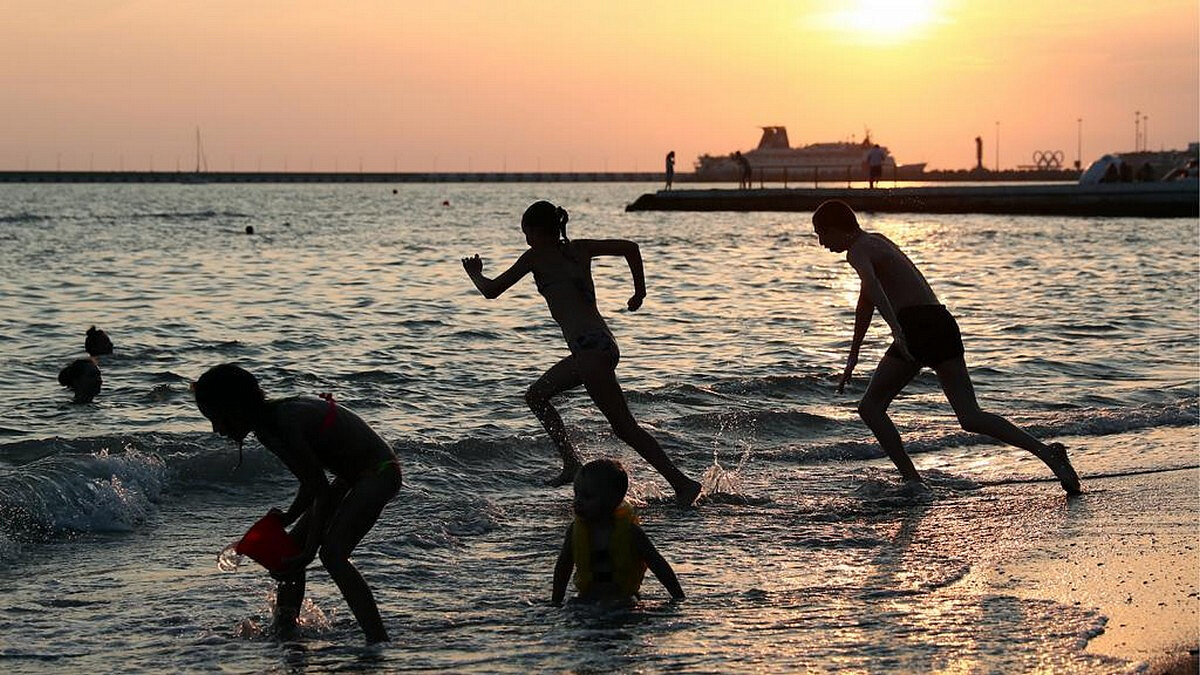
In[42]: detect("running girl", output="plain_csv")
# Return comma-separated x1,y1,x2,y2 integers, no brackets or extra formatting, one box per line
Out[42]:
462,200,702,505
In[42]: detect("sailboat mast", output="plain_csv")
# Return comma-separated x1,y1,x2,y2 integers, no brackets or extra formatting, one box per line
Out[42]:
195,127,208,173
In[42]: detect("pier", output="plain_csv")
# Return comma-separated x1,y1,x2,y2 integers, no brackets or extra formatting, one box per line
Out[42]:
0,170,662,184
625,182,1198,218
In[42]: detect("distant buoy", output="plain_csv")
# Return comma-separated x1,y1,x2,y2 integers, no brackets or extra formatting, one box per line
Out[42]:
442,200,450,207
245,225,254,235
392,189,398,194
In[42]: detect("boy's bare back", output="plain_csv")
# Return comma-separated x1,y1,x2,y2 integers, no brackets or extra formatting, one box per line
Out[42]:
847,232,940,311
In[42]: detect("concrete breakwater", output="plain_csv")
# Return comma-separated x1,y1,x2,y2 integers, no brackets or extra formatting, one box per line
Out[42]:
625,182,1198,218
0,170,663,184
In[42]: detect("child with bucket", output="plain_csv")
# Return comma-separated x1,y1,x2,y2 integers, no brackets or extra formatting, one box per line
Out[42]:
194,363,401,643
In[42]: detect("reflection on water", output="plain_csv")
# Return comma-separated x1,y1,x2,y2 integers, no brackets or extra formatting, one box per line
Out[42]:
0,183,1192,672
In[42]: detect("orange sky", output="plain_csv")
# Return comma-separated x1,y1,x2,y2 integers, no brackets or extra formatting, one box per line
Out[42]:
1,0,1196,172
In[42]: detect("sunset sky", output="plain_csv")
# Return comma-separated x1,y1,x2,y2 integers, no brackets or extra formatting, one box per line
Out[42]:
2,0,1196,172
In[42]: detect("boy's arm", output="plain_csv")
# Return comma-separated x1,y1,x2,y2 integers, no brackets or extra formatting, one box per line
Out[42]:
551,525,575,606
462,250,533,299
579,239,646,311
633,525,684,600
838,285,874,394
847,245,910,359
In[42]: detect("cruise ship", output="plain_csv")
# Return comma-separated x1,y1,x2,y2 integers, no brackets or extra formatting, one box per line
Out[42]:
694,126,926,182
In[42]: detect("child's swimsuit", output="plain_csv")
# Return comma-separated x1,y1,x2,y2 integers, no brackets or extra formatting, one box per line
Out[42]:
567,329,620,364
572,502,647,599
885,304,965,367
317,393,401,484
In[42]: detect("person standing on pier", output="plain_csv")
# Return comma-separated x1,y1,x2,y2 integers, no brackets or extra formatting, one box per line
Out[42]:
866,144,885,188
734,151,751,189
664,151,675,190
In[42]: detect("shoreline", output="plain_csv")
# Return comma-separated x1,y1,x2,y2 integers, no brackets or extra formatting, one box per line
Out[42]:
958,463,1199,671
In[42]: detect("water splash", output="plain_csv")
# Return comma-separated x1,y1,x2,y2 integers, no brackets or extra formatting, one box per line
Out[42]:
217,541,245,572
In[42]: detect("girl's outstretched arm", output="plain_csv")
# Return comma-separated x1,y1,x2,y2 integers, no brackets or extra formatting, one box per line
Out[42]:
583,239,646,310
462,250,533,299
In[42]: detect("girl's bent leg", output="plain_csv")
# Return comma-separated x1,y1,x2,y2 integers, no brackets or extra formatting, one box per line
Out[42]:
319,473,400,643
526,356,585,485
580,362,701,505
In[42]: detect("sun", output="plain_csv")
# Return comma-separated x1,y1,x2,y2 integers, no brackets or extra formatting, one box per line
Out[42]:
818,0,945,45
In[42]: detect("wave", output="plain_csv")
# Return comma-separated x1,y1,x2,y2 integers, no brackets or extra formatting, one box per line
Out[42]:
726,396,1199,465
0,444,166,558
0,395,1191,564
128,210,253,221
0,212,50,225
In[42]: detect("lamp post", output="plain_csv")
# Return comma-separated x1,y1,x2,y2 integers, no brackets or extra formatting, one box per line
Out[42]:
1076,118,1083,170
994,121,1000,172
1134,111,1140,152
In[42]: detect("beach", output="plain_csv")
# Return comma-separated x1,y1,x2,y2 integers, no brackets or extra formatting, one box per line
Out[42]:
959,426,1199,672
0,182,1196,672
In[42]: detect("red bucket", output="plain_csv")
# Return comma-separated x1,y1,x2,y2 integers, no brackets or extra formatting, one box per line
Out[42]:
235,512,301,572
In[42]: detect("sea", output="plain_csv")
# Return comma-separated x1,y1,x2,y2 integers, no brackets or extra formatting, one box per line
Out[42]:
0,182,1195,672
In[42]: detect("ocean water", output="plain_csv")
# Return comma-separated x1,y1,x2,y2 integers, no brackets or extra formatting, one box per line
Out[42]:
0,182,1195,672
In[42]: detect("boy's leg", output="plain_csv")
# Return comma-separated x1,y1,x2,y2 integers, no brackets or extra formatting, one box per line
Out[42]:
319,473,400,643
579,359,701,506
526,356,586,485
932,357,1081,494
859,354,922,482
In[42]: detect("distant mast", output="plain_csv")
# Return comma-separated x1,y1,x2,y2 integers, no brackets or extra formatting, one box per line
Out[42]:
194,127,208,174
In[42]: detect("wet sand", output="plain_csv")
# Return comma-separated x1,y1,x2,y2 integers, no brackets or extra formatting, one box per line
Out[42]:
961,463,1199,671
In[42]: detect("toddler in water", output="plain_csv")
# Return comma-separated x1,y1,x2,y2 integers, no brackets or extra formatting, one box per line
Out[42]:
552,458,684,606
462,200,701,505
58,326,113,403
193,364,401,643
811,200,1081,494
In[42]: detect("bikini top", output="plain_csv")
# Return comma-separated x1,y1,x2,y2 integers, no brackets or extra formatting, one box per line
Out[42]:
532,253,597,305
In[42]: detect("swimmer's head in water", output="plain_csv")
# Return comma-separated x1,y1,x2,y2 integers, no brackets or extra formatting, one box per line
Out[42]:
521,200,569,248
812,199,861,253
85,326,113,356
573,458,628,520
194,363,266,457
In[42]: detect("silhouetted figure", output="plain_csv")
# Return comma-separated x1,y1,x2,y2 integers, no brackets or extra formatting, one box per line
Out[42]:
461,200,702,505
733,151,751,189
60,326,113,404
866,144,885,189
551,458,684,606
59,359,101,404
193,364,401,643
664,151,675,190
1119,161,1134,182
1100,162,1121,183
85,326,113,356
811,199,1082,495
975,136,984,170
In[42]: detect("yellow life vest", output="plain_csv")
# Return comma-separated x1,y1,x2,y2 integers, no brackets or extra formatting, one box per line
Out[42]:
572,501,648,599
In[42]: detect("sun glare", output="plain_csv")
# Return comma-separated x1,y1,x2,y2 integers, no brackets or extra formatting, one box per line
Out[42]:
818,0,944,44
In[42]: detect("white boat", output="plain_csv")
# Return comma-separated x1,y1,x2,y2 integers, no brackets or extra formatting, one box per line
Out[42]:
694,126,926,182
